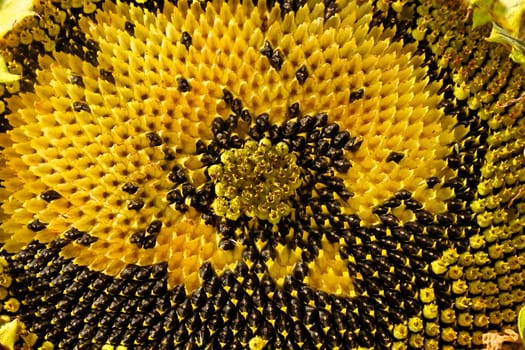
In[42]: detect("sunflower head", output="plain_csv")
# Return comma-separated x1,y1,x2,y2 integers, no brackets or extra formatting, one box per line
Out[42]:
0,0,523,348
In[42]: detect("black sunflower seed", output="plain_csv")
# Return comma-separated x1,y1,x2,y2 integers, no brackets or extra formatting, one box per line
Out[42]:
121,182,138,194
28,219,47,232
41,189,61,202
295,65,309,84
349,88,364,102
72,101,91,113
386,151,404,163
260,40,273,57
124,21,135,35
176,77,191,92
181,31,192,49
146,132,163,146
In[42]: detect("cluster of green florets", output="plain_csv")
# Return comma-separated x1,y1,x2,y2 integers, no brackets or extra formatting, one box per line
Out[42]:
209,139,302,224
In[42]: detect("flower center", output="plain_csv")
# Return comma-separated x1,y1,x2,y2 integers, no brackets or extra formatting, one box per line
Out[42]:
209,139,302,224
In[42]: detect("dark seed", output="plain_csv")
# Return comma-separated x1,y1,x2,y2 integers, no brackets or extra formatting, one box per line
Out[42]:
121,182,138,194
314,112,328,127
169,167,186,185
215,132,228,146
287,102,301,119
176,77,191,92
291,136,306,151
295,65,308,84
99,69,115,84
41,189,61,202
85,50,98,65
222,89,233,106
447,154,461,169
77,233,98,246
147,220,162,234
299,115,315,132
260,40,273,57
392,227,410,241
444,177,463,190
298,153,314,167
27,219,46,232
140,235,157,249
349,88,364,102
68,74,84,87
181,183,195,197
211,117,226,135
240,109,251,123
128,199,145,211
255,113,270,131
282,121,299,138
72,101,91,113
226,115,238,130
321,124,339,138
64,227,82,239
231,99,242,115
386,151,404,163
229,135,243,148
312,158,329,172
195,140,207,154
124,21,135,35
384,198,401,207
86,38,99,51
394,190,412,200
166,189,183,204
327,147,343,160
447,198,463,212
218,222,234,236
332,131,350,148
219,238,236,251
146,132,163,147
426,176,440,188
333,159,351,172
344,136,363,152
337,189,353,201
180,31,192,49
316,139,330,155
269,125,282,142
270,50,284,70
379,213,399,227
405,221,423,235
405,198,422,210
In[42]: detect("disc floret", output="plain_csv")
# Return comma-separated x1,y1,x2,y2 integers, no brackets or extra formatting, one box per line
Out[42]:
210,139,301,224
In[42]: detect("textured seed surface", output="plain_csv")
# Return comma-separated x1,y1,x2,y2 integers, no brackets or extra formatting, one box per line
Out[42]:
0,0,524,349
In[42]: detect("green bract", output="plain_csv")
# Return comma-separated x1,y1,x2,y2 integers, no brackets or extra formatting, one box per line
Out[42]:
519,306,525,346
469,0,525,64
